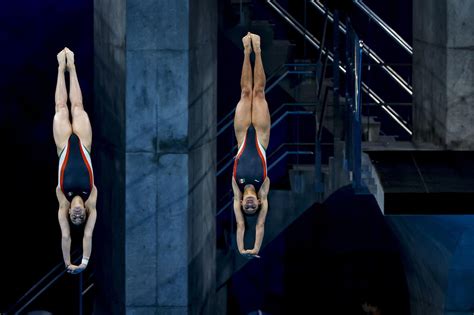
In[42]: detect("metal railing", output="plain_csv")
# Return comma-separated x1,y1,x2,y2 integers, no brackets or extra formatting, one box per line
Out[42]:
266,0,412,135
5,250,92,315
353,0,412,54
345,23,364,191
310,0,412,95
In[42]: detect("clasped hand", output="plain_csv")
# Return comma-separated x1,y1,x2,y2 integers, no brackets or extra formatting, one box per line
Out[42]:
239,248,260,259
66,263,87,274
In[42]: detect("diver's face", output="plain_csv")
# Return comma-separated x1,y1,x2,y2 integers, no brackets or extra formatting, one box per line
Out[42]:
69,206,86,225
242,194,259,214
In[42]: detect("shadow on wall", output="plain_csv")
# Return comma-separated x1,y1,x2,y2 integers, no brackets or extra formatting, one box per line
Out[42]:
227,186,410,315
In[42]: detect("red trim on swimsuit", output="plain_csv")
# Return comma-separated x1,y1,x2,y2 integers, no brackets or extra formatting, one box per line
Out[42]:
255,133,267,180
233,135,248,179
78,141,94,189
60,141,70,194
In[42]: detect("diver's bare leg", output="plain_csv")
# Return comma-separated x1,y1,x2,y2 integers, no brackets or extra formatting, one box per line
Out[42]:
66,48,92,151
53,49,72,155
250,34,270,149
234,33,253,148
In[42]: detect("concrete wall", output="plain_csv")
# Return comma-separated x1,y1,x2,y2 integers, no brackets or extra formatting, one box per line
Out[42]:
188,0,218,313
413,0,474,149
93,0,126,313
94,0,217,313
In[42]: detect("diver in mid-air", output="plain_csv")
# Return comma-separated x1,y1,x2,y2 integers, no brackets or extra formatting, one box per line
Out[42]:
54,48,97,274
231,33,271,259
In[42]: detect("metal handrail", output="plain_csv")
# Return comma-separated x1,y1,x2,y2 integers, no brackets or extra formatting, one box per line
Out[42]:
309,0,412,95
353,0,412,54
267,0,412,135
7,252,83,314
267,0,322,50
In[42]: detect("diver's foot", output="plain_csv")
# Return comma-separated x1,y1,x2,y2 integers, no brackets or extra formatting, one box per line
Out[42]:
65,47,75,71
242,32,252,54
57,49,66,71
250,33,261,54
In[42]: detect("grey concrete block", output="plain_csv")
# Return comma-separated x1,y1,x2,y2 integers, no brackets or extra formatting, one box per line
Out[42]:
126,0,189,51
155,51,189,152
94,1,126,313
189,43,217,105
188,86,216,152
446,0,474,47
413,0,474,149
94,0,126,48
125,153,158,308
413,0,446,46
156,154,188,306
126,207,157,306
126,50,158,152
126,152,157,227
445,48,474,149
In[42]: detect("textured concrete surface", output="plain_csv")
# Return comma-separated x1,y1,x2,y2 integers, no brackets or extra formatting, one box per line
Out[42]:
93,0,126,313
94,0,217,313
413,0,474,149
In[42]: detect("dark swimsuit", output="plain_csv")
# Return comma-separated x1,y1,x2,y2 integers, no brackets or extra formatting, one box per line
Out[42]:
233,125,267,193
57,133,94,202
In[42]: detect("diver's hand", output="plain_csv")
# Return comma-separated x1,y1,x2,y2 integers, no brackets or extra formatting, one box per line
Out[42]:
66,264,86,274
241,249,260,259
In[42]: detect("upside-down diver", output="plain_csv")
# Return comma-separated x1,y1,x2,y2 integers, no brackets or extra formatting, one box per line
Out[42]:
54,48,97,274
232,33,271,259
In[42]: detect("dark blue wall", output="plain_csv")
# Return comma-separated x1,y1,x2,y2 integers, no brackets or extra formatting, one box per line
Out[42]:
0,0,93,312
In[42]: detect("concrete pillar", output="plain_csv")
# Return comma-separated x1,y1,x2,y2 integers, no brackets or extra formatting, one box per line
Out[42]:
413,0,474,149
94,0,217,313
93,0,126,313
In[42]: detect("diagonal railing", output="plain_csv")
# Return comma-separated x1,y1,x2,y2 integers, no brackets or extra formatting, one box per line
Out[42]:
266,0,412,135
5,250,92,315
310,0,412,95
352,0,412,54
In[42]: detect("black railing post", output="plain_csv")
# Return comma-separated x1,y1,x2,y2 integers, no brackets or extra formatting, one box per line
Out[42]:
79,273,83,315
332,9,341,142
353,39,364,192
345,17,353,171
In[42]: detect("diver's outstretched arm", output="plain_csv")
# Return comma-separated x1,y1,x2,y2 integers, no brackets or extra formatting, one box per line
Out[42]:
234,199,245,253
253,198,268,254
251,177,270,256
232,178,246,254
68,187,98,275
57,188,71,267
81,186,98,267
